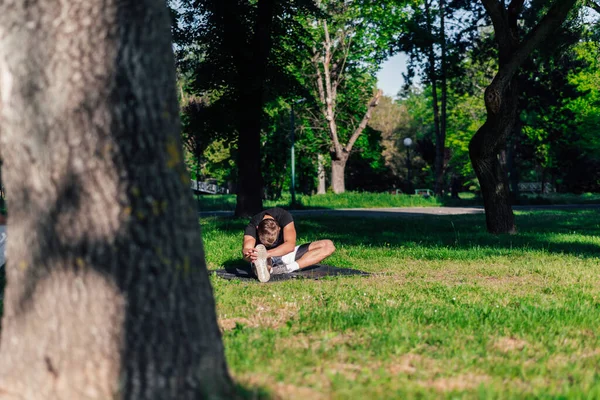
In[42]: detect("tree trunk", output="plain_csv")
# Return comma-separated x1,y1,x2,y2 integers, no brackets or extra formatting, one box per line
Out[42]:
317,154,327,194
234,0,276,217
0,1,234,398
235,116,264,217
450,174,460,199
331,155,348,194
469,77,518,234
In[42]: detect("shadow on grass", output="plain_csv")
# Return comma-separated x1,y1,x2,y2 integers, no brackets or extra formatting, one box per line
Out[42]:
222,258,250,272
201,209,600,259
235,383,272,400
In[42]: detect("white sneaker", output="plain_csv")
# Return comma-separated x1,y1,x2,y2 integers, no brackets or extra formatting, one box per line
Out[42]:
253,244,270,283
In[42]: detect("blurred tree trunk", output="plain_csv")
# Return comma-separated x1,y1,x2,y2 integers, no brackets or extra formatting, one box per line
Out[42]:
0,1,234,398
470,0,577,234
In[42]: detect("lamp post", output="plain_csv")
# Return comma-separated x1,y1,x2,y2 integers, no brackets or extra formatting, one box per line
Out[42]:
289,99,305,206
404,137,413,194
290,103,296,206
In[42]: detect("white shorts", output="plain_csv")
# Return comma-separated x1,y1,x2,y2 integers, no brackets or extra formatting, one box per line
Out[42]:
270,243,310,267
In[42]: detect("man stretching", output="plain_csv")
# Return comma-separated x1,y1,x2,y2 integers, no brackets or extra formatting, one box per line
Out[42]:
242,207,335,282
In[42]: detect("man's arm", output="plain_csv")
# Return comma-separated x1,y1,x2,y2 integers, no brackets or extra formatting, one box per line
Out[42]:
267,222,297,257
242,235,257,262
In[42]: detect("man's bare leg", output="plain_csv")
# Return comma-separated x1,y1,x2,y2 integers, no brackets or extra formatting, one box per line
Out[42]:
296,240,335,269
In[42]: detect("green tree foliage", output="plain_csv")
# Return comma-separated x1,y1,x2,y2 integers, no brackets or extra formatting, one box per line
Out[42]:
395,0,488,195
170,0,600,210
553,38,600,192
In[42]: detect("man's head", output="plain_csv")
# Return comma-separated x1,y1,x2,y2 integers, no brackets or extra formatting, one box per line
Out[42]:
257,216,280,247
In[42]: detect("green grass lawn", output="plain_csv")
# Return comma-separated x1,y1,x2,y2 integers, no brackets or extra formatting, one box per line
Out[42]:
194,191,443,211
195,191,600,211
202,209,600,399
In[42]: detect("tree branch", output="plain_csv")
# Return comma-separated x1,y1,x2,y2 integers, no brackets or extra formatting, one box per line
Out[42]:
507,0,525,41
499,0,578,79
321,20,343,158
480,0,512,51
345,90,383,153
312,47,326,106
333,28,353,93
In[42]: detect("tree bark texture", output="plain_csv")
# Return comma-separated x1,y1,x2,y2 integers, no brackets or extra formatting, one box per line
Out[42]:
470,0,577,234
234,0,276,217
317,154,326,194
0,1,234,399
330,158,347,194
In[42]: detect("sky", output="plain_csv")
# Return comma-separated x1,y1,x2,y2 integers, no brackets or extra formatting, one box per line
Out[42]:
376,53,409,98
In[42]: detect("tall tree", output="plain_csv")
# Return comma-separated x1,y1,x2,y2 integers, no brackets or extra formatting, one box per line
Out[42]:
312,20,383,193
174,0,317,216
469,0,578,234
0,1,233,398
308,0,408,193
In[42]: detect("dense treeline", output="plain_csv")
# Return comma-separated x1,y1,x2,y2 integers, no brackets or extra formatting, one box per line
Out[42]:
170,0,599,231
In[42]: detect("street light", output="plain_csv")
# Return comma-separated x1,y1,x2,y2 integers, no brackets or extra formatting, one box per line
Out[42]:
403,137,413,194
289,99,305,206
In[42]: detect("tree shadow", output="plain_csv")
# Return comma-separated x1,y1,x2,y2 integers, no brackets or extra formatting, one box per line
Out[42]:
234,383,272,399
202,209,600,259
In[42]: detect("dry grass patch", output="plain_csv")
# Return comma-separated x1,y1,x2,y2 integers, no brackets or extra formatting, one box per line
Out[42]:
386,354,435,375
274,331,364,353
547,348,600,369
423,373,491,392
323,362,364,381
219,300,300,331
219,317,253,331
492,336,528,353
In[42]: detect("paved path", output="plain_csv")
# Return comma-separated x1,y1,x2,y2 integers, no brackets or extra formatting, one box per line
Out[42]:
199,204,600,218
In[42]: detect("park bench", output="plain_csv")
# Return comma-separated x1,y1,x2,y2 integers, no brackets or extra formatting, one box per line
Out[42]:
190,180,229,195
517,182,554,194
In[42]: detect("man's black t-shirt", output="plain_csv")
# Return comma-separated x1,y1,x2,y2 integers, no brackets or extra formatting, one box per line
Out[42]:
244,208,294,249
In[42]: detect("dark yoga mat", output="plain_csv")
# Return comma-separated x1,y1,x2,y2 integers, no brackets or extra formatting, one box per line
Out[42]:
214,263,369,282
